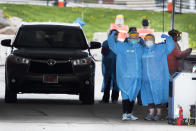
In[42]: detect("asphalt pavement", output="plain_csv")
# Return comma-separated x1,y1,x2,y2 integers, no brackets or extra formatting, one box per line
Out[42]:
0,62,195,131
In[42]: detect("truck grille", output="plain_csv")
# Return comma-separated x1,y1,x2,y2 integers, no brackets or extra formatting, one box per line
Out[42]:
29,60,73,74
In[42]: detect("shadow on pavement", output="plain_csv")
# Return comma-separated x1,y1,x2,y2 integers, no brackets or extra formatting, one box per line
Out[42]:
0,98,168,125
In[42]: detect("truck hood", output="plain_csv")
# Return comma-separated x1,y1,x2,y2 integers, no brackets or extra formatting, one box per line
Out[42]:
12,48,89,60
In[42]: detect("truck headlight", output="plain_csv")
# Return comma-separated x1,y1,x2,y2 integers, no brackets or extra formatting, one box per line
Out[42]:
72,58,92,66
15,56,30,64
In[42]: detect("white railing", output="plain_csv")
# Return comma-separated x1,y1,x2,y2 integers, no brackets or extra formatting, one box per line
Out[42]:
0,0,195,10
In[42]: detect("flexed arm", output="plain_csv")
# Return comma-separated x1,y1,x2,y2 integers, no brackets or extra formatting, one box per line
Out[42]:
107,30,120,54
161,34,175,55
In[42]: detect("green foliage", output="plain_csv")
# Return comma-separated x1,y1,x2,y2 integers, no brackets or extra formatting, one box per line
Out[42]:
0,4,196,48
83,0,98,3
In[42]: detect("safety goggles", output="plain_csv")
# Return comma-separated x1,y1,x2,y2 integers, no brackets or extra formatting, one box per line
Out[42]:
129,33,139,39
144,35,154,40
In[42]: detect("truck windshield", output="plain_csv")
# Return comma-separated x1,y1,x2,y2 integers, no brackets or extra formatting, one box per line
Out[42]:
13,25,88,49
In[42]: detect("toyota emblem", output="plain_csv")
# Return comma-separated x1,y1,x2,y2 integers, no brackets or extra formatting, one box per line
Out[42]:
47,59,56,66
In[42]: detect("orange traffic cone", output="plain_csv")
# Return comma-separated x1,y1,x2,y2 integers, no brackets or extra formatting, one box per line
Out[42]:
168,0,173,13
58,0,64,7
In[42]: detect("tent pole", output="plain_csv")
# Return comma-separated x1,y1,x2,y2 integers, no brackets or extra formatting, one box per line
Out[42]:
171,0,176,30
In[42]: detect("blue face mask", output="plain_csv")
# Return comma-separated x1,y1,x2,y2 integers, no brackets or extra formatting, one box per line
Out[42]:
129,39,137,45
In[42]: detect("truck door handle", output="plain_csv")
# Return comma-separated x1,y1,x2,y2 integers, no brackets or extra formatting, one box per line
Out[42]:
192,78,196,80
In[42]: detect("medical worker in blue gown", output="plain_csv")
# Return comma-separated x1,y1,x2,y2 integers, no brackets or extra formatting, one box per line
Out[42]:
108,30,144,121
141,34,175,121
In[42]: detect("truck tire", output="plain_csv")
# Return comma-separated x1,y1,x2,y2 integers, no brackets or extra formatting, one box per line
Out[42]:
5,87,17,103
5,73,17,103
79,87,94,105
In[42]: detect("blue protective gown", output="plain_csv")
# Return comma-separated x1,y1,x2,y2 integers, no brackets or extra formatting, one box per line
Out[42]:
101,40,118,92
107,32,144,101
141,36,175,106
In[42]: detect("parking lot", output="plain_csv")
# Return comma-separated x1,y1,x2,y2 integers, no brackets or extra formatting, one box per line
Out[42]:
0,62,195,131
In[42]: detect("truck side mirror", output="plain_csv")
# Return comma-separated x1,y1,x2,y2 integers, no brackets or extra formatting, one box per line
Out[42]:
89,41,101,49
1,39,11,47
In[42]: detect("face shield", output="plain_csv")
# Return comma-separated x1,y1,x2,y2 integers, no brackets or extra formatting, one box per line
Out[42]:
115,15,124,28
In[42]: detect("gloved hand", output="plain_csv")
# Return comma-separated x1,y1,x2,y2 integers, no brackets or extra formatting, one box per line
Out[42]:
110,29,119,36
161,34,169,39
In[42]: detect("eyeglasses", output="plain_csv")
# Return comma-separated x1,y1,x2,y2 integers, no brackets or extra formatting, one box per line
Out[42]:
176,32,182,37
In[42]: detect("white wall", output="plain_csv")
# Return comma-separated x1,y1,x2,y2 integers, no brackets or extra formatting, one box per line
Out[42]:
0,35,14,65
